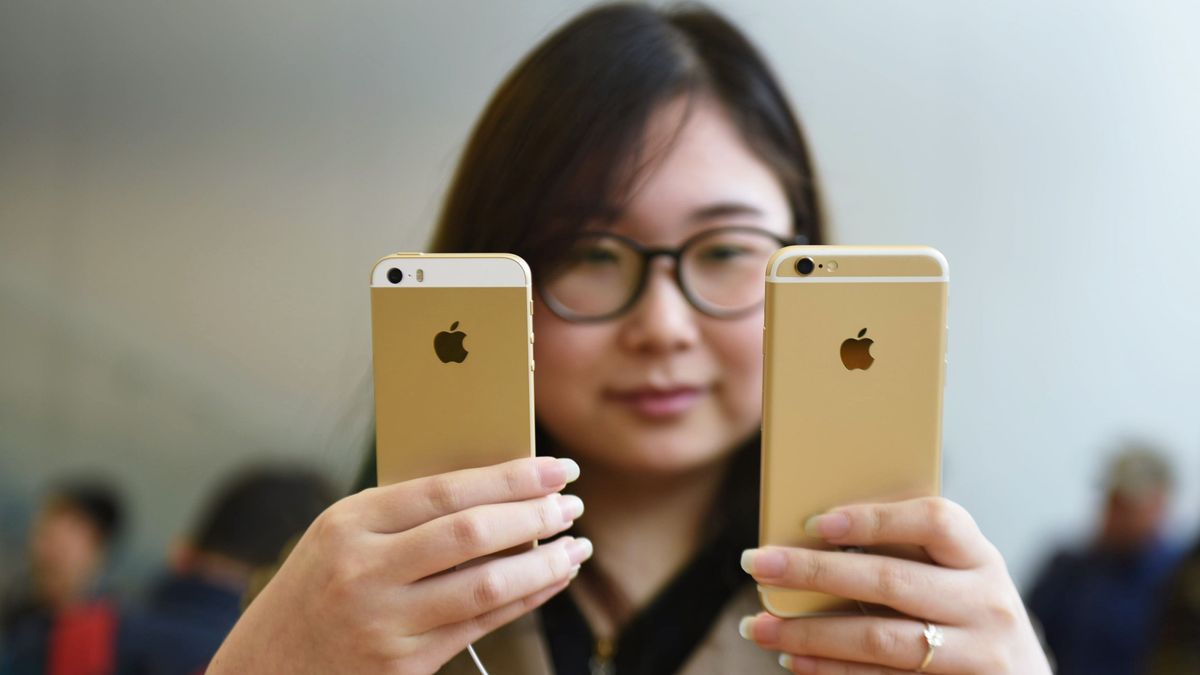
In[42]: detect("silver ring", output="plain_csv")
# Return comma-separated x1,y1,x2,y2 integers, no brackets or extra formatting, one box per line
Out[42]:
917,622,944,673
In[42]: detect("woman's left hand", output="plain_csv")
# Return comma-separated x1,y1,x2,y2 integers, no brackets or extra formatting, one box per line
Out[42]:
739,497,1051,674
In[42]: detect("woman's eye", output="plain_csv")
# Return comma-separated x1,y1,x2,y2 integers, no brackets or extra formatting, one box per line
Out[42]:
697,245,749,262
572,246,621,266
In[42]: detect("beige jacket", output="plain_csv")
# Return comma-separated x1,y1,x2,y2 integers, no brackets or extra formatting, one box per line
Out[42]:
439,585,780,675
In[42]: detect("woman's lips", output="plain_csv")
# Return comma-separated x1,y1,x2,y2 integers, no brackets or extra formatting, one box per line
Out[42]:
606,386,705,419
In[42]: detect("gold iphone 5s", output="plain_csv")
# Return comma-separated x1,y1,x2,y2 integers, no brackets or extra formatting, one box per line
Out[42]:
759,246,948,617
370,253,536,487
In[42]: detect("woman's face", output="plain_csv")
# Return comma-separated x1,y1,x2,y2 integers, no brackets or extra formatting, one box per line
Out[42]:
533,97,793,475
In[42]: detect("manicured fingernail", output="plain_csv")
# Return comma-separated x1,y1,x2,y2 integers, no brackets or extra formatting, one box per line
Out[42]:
542,458,581,488
738,616,755,640
741,549,787,579
559,458,580,483
558,494,585,522
778,653,792,670
804,512,851,539
566,537,593,565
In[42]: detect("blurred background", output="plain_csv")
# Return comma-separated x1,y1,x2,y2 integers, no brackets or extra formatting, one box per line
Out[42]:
1,0,1198,618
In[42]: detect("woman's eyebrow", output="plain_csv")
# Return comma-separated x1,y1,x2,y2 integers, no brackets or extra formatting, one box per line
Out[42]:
688,202,764,221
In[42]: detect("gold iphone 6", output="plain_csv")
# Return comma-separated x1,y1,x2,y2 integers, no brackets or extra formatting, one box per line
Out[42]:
370,253,536,488
759,246,948,617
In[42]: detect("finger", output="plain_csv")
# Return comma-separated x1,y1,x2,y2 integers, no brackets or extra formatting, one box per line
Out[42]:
743,613,972,673
394,492,585,582
399,536,593,633
740,547,974,623
355,456,580,533
418,577,572,669
805,497,998,569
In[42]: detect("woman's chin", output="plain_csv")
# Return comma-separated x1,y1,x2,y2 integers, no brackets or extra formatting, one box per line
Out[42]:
577,432,739,477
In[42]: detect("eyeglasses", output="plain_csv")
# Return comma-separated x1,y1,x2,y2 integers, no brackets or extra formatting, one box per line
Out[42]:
538,226,801,322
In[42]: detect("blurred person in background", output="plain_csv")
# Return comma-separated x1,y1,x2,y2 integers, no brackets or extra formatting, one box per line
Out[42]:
1027,445,1183,675
116,465,335,675
0,480,124,675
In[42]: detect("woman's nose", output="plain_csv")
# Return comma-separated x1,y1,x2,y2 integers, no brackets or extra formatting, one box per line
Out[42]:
617,259,700,354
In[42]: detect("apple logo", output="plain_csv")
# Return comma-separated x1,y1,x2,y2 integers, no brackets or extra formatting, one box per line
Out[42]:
434,321,468,364
840,328,874,370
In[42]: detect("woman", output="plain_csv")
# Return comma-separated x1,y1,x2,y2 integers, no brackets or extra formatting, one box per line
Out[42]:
211,3,1052,673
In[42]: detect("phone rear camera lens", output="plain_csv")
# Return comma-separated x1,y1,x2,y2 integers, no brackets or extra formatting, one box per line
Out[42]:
796,257,815,275
387,268,403,284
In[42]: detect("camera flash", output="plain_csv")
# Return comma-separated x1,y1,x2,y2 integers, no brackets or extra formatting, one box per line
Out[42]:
416,269,425,282
826,260,839,272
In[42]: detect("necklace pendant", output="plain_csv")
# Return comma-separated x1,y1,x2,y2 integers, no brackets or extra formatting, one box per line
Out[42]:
590,636,615,675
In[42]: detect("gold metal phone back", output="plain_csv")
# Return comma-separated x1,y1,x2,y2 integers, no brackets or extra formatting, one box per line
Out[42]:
370,254,535,487
759,246,947,617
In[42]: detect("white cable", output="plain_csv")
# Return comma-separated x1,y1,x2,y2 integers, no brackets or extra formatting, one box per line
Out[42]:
451,559,490,675
466,644,489,675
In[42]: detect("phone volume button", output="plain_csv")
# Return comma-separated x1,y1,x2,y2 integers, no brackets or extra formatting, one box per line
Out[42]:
530,359,536,372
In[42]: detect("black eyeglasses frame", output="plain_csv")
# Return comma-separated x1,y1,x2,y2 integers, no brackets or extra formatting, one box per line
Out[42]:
537,226,807,323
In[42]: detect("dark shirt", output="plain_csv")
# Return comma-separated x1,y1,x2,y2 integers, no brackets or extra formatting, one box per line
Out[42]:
539,513,753,675
116,574,244,675
1028,538,1182,675
0,601,52,675
1,595,120,675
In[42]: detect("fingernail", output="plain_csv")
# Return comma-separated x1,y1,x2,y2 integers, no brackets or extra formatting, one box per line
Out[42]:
558,494,585,522
804,512,851,539
541,458,581,488
566,537,593,565
568,565,581,580
741,549,787,579
559,458,580,484
778,654,792,670
738,616,755,640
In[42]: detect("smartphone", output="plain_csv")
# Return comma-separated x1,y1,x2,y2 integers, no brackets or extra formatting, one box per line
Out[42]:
759,246,948,617
370,253,536,488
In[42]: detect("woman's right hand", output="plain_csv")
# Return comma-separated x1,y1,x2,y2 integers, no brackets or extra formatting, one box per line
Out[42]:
208,456,590,674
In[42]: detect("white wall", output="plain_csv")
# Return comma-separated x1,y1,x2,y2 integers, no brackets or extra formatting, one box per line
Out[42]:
1,0,1197,590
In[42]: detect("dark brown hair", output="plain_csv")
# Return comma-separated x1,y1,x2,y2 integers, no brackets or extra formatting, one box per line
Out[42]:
430,1,825,268
47,479,123,546
193,466,335,566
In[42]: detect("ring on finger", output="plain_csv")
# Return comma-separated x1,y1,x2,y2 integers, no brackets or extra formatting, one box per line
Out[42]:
917,622,944,673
